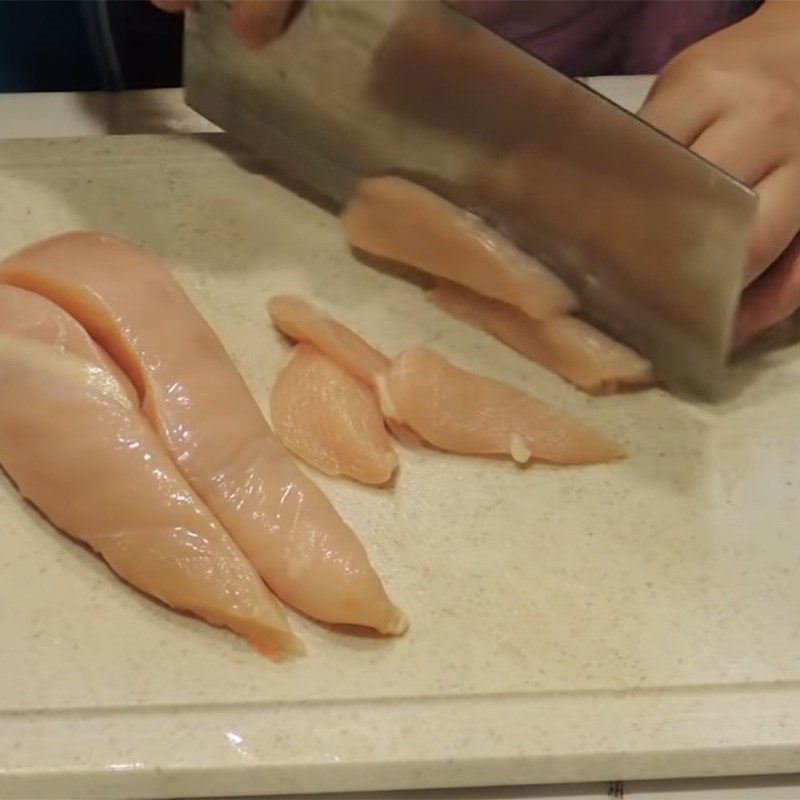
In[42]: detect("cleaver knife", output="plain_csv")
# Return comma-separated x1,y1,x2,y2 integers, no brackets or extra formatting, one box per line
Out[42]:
183,0,757,397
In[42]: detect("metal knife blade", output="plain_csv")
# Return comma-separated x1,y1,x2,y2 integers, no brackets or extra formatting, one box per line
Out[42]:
183,0,757,396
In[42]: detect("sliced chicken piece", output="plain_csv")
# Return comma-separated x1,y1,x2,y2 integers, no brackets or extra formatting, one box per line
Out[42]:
387,347,625,465
341,176,577,320
268,293,618,464
268,294,390,388
267,293,420,448
1,232,406,635
271,343,398,486
0,334,301,658
428,281,654,395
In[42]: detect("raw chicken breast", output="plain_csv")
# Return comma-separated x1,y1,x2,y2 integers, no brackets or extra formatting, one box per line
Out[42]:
428,282,654,395
0,334,301,658
268,294,390,389
0,284,137,403
1,232,406,635
267,294,420,447
387,348,624,465
271,343,398,486
341,176,577,320
0,284,108,362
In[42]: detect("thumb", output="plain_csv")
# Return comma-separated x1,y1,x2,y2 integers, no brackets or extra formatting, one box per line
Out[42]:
230,0,293,50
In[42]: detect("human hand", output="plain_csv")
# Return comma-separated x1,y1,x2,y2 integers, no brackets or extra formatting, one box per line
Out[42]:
638,1,800,345
152,0,293,50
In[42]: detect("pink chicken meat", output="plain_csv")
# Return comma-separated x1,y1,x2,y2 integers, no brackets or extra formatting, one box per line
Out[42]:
268,294,391,389
0,283,135,396
1,233,406,635
388,348,625,465
428,281,654,395
341,176,577,320
271,343,398,486
0,287,301,658
268,294,621,466
267,294,419,447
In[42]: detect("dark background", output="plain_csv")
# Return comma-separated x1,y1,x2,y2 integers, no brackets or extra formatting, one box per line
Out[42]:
0,0,183,92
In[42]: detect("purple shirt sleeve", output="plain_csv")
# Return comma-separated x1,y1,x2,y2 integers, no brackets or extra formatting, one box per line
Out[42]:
456,0,763,77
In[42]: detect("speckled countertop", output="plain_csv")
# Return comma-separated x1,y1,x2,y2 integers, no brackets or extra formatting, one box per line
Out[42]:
1,80,800,800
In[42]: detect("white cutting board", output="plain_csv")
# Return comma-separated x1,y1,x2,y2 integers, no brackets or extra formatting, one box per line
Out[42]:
1,134,800,800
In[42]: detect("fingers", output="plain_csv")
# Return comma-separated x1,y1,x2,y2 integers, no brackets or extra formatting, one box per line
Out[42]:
746,164,800,283
152,0,294,50
689,119,800,285
638,77,724,145
230,0,292,50
689,115,779,188
736,165,800,341
151,0,189,11
736,234,800,344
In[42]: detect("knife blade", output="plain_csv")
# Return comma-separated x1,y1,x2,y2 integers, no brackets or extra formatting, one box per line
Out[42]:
183,0,757,396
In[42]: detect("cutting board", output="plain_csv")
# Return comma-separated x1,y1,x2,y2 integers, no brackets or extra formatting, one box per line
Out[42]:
1,134,800,800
